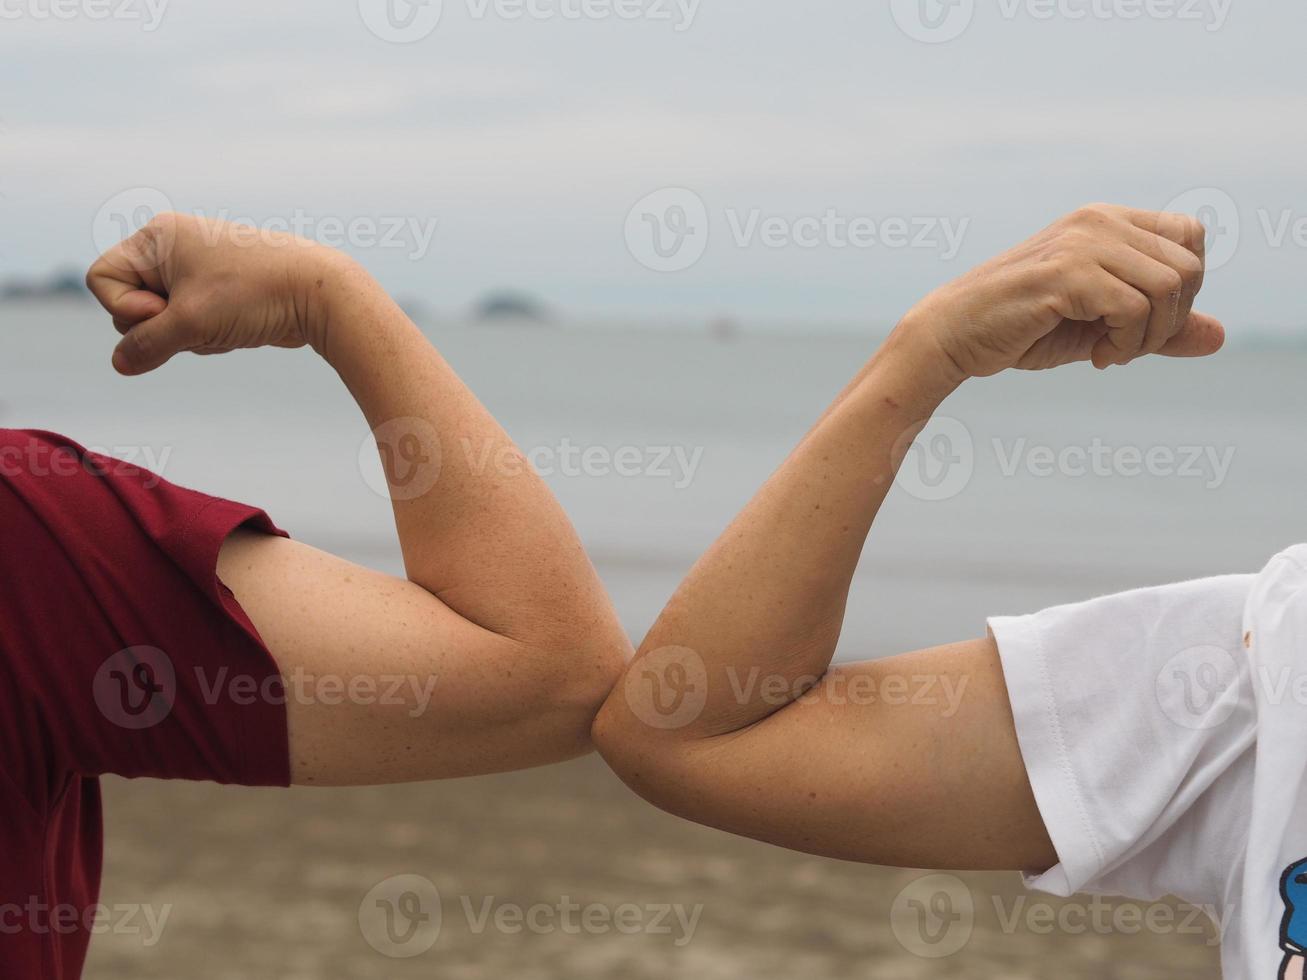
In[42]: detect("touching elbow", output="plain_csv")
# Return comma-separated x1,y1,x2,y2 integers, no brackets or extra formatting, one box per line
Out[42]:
532,627,630,757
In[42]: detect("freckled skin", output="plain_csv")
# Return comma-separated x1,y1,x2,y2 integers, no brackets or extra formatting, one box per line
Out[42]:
594,204,1222,872
87,212,631,787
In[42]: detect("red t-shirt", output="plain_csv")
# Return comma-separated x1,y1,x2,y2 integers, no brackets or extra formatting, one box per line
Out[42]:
0,429,291,978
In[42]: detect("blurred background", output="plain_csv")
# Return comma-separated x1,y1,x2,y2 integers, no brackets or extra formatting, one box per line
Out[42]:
3,1,1306,977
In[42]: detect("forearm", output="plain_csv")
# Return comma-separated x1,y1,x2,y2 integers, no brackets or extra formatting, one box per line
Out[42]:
612,323,962,740
312,258,628,677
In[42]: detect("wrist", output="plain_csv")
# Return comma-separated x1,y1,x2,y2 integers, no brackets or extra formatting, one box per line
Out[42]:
873,313,970,404
295,248,382,363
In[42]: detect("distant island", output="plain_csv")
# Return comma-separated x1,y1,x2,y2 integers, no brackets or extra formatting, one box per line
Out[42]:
474,291,549,324
2,269,88,302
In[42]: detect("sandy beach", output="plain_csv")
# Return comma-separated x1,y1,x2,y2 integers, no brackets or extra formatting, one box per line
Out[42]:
9,309,1287,980
86,756,1221,979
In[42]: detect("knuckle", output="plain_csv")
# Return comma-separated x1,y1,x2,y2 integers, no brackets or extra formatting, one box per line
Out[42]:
1150,266,1191,297
146,210,181,232
1068,204,1108,226
1081,202,1113,217
1176,251,1204,284
1125,290,1151,320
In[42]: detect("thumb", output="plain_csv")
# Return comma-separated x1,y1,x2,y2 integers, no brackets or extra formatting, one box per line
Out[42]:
1158,311,1226,359
111,307,190,376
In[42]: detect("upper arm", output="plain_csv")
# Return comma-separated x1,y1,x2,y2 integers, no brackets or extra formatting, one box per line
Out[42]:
594,637,1056,872
218,529,621,786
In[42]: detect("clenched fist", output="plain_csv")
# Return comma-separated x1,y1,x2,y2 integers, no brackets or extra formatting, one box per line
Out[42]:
900,204,1225,380
86,212,356,375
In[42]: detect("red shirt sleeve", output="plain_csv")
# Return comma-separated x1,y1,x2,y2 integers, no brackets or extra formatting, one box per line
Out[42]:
0,428,292,797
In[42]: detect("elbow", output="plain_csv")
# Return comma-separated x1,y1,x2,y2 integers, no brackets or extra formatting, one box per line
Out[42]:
590,673,697,811
529,624,631,761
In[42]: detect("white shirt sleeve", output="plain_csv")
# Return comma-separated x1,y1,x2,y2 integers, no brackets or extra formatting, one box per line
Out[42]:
989,573,1257,907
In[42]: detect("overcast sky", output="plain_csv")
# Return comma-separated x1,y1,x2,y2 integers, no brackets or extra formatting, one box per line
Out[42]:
1,0,1304,332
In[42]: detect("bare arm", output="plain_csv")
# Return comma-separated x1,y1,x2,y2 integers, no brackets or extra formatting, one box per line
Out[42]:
89,214,630,785
593,204,1223,869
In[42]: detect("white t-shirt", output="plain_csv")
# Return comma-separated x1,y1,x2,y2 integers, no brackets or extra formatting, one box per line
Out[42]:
989,544,1307,979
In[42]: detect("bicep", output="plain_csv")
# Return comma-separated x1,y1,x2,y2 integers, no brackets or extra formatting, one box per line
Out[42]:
603,638,1055,872
217,530,600,786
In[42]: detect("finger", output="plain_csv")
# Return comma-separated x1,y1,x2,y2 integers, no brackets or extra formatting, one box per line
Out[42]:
86,228,169,321
1095,243,1186,367
1122,223,1205,349
108,291,168,334
1158,311,1226,359
1120,207,1206,260
1067,267,1150,368
111,307,190,376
